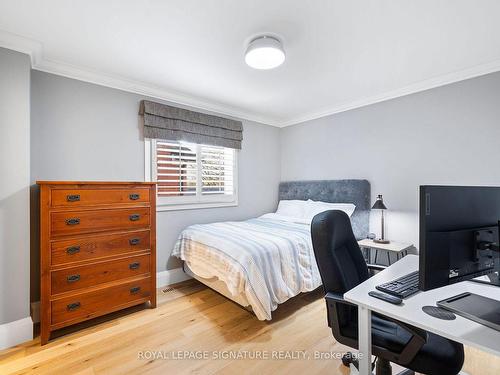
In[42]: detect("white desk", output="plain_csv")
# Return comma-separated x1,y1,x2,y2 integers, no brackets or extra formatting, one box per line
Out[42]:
344,255,500,375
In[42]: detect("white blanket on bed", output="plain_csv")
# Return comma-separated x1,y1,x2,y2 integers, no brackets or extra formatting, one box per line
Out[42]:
172,214,321,320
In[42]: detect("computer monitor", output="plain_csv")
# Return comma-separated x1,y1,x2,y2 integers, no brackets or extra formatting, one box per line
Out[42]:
419,185,500,291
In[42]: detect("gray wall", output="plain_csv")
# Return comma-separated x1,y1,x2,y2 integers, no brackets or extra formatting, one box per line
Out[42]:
20,58,500,315
30,71,281,300
0,48,31,324
281,72,500,247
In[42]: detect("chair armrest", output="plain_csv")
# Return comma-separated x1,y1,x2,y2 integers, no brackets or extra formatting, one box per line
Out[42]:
364,263,425,362
325,291,426,365
324,292,356,332
379,314,428,365
325,292,356,307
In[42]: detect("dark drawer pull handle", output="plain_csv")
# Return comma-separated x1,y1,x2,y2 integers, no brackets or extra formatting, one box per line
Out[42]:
67,302,81,311
66,246,80,255
129,238,140,246
67,274,81,283
66,194,80,202
130,286,141,294
129,214,140,221
129,262,140,270
129,194,140,200
65,218,80,225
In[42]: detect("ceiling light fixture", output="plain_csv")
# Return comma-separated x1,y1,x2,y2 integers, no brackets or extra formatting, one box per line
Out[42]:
245,35,285,70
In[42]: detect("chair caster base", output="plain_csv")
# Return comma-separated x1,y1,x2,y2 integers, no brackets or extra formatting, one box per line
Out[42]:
342,352,359,370
376,358,392,375
343,353,415,375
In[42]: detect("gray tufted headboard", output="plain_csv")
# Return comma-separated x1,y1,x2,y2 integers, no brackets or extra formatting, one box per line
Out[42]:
278,179,371,240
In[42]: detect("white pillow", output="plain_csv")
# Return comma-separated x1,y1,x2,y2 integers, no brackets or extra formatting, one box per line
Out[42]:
260,213,309,225
305,200,356,222
275,200,308,218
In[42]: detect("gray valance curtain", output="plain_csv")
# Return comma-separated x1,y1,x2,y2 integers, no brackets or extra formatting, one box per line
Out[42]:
139,100,243,149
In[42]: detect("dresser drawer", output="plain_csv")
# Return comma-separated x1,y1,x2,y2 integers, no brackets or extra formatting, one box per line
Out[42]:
51,254,151,295
51,277,151,326
39,181,156,344
51,208,150,237
51,230,151,266
51,188,150,208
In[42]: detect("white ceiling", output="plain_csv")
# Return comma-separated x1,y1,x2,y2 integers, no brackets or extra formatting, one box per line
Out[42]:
1,0,500,127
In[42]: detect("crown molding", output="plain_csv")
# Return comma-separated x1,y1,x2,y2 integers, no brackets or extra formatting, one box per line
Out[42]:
2,29,500,129
0,30,43,65
34,57,281,126
276,58,500,127
0,29,281,127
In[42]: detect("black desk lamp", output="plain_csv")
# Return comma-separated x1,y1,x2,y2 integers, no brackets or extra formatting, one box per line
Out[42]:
372,194,390,244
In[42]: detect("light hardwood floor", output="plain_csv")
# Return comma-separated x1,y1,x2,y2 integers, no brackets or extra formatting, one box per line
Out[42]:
0,280,498,375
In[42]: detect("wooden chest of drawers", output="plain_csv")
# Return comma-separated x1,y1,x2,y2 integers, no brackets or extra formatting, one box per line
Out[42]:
38,181,156,345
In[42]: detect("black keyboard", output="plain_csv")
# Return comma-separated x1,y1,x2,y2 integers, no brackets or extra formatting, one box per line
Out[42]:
376,271,420,299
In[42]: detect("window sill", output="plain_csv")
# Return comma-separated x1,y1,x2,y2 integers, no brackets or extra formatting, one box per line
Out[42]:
156,201,238,212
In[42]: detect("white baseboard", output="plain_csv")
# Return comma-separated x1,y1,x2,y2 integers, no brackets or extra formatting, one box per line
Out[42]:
157,268,192,288
0,317,33,350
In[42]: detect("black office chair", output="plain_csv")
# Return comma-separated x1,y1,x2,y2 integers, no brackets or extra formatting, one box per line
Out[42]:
311,210,464,375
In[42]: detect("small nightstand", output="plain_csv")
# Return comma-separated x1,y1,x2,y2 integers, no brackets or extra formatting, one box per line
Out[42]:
358,239,413,265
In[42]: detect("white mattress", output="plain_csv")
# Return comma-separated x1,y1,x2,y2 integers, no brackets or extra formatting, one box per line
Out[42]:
173,214,321,320
183,262,251,309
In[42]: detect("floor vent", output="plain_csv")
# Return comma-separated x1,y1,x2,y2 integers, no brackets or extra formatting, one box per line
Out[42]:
162,287,175,294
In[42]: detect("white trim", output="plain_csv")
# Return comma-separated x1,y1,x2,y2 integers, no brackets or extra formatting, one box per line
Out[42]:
0,30,278,127
156,268,192,288
144,138,152,182
2,29,500,128
156,201,238,212
277,59,500,127
145,139,239,211
0,30,43,65
35,59,277,125
0,317,33,350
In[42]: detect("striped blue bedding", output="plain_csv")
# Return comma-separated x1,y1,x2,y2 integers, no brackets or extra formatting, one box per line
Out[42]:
172,214,321,320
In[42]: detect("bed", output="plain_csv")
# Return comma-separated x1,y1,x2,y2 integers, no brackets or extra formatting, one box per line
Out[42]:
173,179,370,320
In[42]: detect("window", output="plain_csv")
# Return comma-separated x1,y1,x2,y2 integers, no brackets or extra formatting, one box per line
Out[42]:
145,139,238,210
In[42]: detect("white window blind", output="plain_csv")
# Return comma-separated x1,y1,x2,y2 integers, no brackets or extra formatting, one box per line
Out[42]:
149,139,237,208
156,141,197,197
201,146,234,195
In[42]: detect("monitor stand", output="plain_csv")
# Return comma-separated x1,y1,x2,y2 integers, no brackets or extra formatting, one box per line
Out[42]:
471,271,500,287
